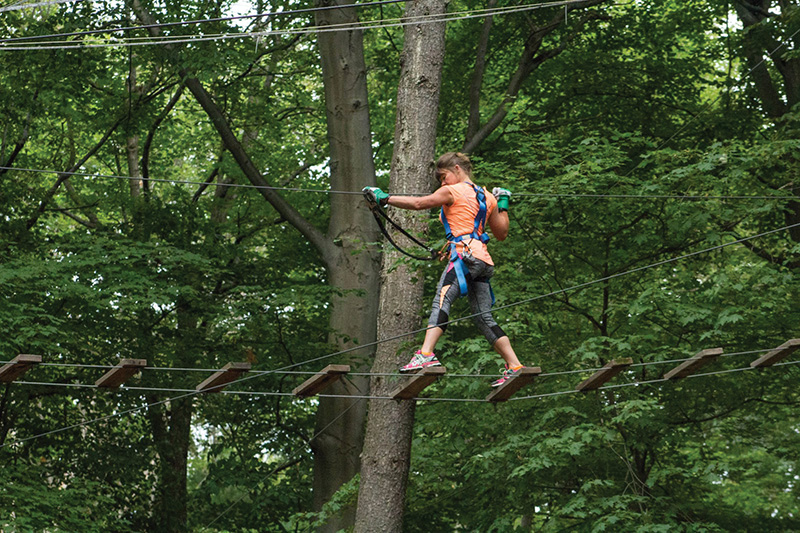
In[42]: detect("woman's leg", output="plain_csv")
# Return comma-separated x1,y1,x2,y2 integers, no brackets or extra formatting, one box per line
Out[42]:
466,260,523,368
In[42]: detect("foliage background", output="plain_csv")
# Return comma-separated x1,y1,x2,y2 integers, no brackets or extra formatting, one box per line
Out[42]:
1,0,799,531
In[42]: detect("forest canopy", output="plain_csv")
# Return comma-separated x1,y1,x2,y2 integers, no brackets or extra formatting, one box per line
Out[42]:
1,0,799,531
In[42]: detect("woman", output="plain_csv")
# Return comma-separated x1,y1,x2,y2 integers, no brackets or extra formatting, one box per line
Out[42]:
364,152,526,387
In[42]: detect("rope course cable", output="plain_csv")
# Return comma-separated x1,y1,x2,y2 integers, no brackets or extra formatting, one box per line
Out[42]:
10,355,799,402
0,0,78,13
0,166,794,201
0,0,607,50
0,0,407,44
0,347,775,378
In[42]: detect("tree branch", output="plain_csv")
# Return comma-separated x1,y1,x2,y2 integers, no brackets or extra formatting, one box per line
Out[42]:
463,0,610,153
0,89,39,180
131,0,334,260
142,82,185,191
25,114,126,230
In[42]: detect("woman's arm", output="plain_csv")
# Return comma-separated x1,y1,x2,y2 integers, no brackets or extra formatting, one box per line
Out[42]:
488,208,509,241
387,186,453,210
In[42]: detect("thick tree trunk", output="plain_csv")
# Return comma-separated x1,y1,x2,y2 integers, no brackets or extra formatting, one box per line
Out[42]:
354,1,447,531
145,296,198,532
147,396,192,532
313,1,381,530
133,4,380,530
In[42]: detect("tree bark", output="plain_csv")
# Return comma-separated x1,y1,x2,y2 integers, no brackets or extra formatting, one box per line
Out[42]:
132,3,381,530
354,1,447,531
146,395,192,531
312,1,381,529
145,292,199,532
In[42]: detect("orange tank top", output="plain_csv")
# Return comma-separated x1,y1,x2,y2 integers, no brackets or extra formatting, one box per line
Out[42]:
440,181,497,265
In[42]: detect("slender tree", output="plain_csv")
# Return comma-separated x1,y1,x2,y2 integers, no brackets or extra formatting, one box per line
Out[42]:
354,0,447,531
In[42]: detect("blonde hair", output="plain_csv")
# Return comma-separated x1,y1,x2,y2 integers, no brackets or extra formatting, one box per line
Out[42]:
435,152,472,181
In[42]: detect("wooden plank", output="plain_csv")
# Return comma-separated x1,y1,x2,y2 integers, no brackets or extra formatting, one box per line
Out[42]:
663,348,723,380
196,362,251,393
576,358,634,391
0,354,42,383
391,366,446,400
293,364,351,397
750,338,800,368
485,366,542,403
95,358,148,388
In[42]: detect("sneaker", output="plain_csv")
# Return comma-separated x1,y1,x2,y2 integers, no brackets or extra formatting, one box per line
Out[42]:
491,365,523,387
400,350,441,372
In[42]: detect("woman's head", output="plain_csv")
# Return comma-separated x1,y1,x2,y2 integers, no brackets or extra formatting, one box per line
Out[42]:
435,152,472,184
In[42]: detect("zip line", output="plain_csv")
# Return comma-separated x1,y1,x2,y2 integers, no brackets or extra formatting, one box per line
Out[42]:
2,220,798,450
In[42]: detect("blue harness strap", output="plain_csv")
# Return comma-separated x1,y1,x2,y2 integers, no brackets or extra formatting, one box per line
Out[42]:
440,183,493,303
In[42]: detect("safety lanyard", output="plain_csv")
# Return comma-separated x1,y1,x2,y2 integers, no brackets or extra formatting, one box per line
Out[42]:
363,190,439,261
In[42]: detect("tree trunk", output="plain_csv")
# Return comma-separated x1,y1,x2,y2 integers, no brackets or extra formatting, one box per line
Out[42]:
313,1,381,530
132,4,381,529
145,295,198,532
354,0,447,531
147,395,192,531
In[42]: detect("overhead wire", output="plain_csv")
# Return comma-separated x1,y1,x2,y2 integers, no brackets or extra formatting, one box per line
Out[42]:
0,0,608,50
0,165,794,201
0,0,77,13
0,0,407,44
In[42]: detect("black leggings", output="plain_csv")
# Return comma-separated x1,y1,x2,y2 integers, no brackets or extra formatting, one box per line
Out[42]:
427,256,506,345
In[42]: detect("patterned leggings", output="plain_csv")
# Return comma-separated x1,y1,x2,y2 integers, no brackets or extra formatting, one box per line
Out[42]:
427,255,507,345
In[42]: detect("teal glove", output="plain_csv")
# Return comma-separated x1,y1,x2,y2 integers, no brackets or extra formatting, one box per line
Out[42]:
492,187,511,212
363,186,390,207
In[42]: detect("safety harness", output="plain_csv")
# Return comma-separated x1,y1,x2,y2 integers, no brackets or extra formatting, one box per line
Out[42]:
440,182,492,300
363,189,439,261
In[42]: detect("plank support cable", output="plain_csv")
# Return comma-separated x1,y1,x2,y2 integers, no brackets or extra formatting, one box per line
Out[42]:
391,366,446,400
576,358,633,391
750,339,800,368
95,358,148,388
486,366,542,403
0,354,42,383
196,362,251,393
663,348,723,380
293,364,351,398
